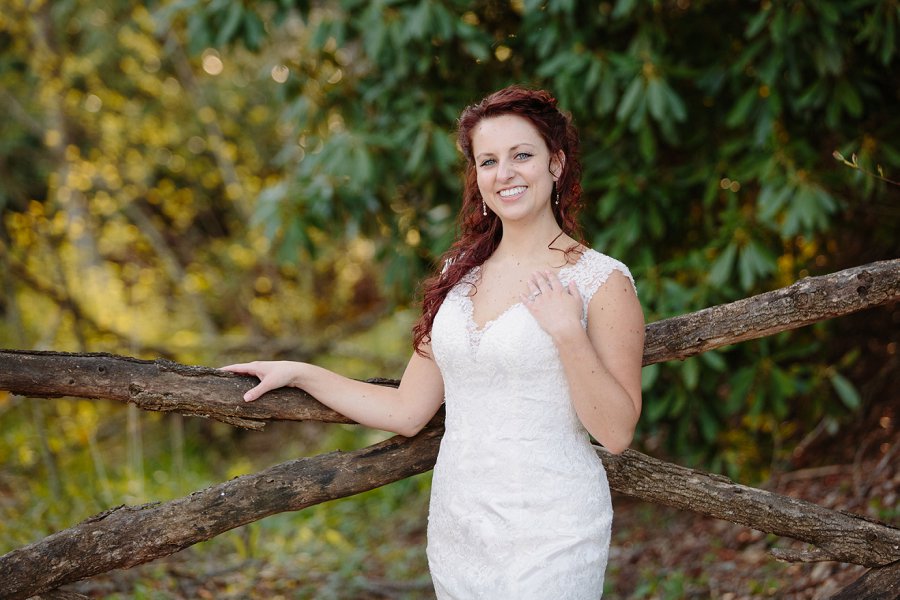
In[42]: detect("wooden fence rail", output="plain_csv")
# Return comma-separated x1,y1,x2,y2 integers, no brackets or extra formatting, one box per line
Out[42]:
0,259,898,599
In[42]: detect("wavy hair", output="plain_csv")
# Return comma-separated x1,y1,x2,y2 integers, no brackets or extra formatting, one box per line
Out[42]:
412,85,585,354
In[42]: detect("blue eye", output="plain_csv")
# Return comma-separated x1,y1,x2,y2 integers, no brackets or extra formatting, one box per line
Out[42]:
515,152,533,160
479,158,496,167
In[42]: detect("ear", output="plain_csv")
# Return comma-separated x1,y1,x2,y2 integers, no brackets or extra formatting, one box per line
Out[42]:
550,150,566,181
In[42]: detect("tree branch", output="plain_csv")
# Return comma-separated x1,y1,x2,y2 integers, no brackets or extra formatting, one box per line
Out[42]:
1,260,897,429
1,260,898,597
827,560,900,600
0,351,354,430
3,429,898,599
642,259,900,365
598,446,900,568
0,423,444,600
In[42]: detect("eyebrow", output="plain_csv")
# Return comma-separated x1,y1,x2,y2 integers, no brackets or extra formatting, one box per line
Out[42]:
475,142,537,161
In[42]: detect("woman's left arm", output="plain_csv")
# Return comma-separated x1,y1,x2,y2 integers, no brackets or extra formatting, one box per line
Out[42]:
523,269,644,454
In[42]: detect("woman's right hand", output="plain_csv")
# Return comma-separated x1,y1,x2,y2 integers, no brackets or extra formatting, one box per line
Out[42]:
219,361,306,402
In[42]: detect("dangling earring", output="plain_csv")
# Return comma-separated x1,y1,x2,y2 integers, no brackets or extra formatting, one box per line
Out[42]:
482,200,487,216
555,185,560,206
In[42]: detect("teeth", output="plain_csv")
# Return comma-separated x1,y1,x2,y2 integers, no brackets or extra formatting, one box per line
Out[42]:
499,186,526,198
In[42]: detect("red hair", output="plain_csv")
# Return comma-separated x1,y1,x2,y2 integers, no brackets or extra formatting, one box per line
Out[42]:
412,85,585,354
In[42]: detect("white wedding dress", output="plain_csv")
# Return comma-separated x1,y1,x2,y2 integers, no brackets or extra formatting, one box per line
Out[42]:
427,248,635,599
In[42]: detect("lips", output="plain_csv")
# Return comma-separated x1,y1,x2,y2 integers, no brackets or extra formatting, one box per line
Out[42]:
498,186,527,198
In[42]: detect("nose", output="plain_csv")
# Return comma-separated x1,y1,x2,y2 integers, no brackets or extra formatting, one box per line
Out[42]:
498,159,515,181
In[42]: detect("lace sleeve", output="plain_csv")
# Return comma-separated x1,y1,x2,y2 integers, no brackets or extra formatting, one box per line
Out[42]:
570,250,637,309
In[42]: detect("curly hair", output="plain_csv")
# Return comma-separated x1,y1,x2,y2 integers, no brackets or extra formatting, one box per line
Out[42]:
412,85,585,355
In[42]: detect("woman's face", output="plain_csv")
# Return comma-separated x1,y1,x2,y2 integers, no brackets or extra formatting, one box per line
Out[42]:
471,114,563,225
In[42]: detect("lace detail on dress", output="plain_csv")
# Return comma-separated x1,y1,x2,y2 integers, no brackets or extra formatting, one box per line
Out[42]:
567,248,636,304
425,248,633,599
450,249,636,353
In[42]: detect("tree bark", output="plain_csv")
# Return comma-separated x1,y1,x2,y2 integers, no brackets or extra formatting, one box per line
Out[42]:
828,560,900,600
598,446,900,568
644,258,900,365
1,260,897,431
642,258,900,364
0,351,354,430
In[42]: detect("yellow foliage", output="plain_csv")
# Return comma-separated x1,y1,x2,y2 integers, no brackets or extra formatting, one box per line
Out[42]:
254,276,273,295
324,528,352,550
44,129,62,149
17,445,35,468
225,458,254,480
198,106,217,124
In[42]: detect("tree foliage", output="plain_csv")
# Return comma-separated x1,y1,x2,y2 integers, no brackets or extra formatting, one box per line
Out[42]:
164,0,898,470
1,0,897,481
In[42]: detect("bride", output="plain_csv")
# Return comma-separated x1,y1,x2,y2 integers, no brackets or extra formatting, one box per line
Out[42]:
222,85,644,599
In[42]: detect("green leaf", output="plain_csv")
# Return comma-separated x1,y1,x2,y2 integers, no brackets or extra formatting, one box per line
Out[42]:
612,0,638,20
645,390,670,421
682,357,699,391
835,80,863,118
709,243,738,286
830,372,861,411
745,7,770,38
738,241,775,290
700,350,726,372
646,78,665,121
405,1,431,41
243,11,265,51
726,367,756,416
616,77,644,123
758,184,792,221
406,127,430,174
641,363,659,391
698,405,719,444
216,2,244,47
726,87,758,128
663,82,687,122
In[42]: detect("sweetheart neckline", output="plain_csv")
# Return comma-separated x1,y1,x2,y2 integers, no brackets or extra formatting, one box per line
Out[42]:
464,250,588,333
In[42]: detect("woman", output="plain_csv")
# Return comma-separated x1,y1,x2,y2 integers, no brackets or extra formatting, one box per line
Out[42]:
223,85,644,598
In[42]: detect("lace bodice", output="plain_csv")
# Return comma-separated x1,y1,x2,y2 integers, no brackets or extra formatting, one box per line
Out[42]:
425,249,634,599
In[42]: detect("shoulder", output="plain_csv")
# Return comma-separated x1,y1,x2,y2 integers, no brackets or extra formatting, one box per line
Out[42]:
571,248,637,302
582,251,644,343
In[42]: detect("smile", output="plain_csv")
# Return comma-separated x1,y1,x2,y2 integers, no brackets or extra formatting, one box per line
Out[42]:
499,186,527,198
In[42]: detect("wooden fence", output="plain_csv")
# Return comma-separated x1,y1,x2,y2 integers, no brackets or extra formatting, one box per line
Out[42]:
0,259,898,599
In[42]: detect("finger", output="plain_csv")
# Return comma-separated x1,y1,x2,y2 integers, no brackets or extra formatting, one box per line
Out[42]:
567,280,581,298
220,363,252,373
243,380,276,402
532,272,549,292
541,270,555,290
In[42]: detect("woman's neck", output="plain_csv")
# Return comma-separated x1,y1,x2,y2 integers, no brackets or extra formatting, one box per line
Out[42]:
491,217,568,265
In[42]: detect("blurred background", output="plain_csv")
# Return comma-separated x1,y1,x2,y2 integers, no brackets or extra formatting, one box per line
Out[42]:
0,1,897,597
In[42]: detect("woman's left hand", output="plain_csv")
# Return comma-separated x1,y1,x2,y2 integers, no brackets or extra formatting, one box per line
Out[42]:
520,270,584,341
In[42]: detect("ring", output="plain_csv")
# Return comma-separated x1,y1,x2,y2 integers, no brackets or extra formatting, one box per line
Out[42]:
529,290,542,300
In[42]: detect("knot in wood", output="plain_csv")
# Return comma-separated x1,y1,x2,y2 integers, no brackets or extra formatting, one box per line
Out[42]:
855,270,872,299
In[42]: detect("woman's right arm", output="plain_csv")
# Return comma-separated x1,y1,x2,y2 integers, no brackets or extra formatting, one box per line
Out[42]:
220,347,445,438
